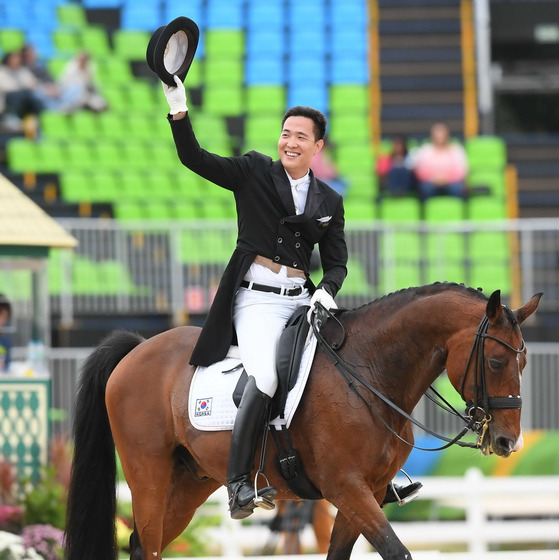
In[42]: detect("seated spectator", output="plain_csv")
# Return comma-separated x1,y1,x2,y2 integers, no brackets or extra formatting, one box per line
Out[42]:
0,51,44,131
311,139,347,196
57,51,107,113
376,136,415,197
413,122,468,201
22,46,107,114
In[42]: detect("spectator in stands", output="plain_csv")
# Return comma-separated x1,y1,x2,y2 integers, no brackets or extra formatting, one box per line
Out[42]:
56,52,107,113
0,50,44,131
311,139,347,196
376,136,415,197
0,294,12,373
413,122,468,201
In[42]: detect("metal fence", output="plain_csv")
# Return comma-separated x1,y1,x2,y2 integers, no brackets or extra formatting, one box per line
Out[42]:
41,342,559,438
24,217,556,322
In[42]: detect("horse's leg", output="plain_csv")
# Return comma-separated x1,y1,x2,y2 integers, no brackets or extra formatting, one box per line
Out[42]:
330,487,412,560
313,500,334,554
160,469,221,551
326,509,361,560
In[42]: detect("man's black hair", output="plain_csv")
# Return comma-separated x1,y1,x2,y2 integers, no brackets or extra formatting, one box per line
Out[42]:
282,106,327,142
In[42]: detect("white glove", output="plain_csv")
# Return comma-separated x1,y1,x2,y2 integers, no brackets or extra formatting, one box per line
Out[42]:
162,75,188,115
307,288,337,324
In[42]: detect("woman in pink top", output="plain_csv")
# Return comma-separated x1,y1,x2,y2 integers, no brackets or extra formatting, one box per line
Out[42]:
413,122,468,201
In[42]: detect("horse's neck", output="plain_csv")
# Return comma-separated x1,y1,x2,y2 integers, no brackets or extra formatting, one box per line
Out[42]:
349,296,480,412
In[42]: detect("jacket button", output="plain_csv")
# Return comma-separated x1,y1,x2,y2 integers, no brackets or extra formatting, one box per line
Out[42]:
294,231,301,237
280,219,285,224
295,242,300,248
278,237,283,243
274,256,280,262
293,262,298,267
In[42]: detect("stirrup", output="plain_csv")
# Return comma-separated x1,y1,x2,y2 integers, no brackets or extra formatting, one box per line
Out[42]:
253,469,277,511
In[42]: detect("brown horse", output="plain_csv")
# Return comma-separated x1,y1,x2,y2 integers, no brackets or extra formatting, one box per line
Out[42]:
64,283,541,560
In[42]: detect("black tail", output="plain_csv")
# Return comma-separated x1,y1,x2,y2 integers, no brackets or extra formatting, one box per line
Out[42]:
64,331,144,560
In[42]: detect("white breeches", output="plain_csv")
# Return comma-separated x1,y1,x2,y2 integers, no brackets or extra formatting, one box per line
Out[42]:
233,287,311,397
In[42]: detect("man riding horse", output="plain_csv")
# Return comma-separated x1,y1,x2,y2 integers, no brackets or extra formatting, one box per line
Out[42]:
161,47,420,519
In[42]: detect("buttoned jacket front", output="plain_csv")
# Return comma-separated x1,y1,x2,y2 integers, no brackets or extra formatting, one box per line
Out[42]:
169,114,348,366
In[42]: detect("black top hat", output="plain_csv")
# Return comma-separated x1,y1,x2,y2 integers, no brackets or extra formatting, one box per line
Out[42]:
146,16,199,87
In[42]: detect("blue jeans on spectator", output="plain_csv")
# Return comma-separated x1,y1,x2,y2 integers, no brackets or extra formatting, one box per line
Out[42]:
418,181,466,201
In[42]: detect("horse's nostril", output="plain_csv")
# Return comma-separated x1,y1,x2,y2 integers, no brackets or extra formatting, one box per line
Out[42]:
496,436,513,453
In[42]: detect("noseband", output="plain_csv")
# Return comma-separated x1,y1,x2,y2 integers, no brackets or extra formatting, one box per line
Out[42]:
312,304,526,452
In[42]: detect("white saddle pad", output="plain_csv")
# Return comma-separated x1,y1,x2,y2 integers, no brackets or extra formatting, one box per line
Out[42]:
189,334,317,431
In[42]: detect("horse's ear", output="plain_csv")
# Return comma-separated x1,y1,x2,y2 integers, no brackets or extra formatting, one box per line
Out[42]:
486,290,503,322
514,292,543,324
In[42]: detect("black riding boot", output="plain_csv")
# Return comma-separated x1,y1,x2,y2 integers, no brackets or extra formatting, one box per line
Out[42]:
226,376,278,520
382,481,423,507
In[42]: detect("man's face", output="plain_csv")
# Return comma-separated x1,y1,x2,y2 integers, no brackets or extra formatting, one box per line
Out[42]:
278,116,323,179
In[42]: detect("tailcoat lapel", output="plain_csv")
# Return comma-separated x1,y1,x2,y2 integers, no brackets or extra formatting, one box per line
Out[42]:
271,160,296,216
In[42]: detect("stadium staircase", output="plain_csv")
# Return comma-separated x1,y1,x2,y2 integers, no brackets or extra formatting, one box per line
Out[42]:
376,0,464,137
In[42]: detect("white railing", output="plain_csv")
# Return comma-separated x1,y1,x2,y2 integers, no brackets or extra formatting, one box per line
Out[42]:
116,468,559,557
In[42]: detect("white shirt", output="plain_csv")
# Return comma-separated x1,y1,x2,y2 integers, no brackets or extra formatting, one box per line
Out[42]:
285,169,310,215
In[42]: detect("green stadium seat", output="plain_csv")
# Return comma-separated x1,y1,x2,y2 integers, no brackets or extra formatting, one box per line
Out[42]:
380,262,422,293
35,140,67,173
342,256,373,297
424,197,466,221
246,86,286,115
40,111,72,139
72,257,104,295
96,58,134,85
143,200,174,220
174,200,202,219
184,59,202,89
60,170,94,203
467,195,507,220
205,58,244,86
113,30,152,61
47,58,69,80
91,169,120,201
71,111,101,139
0,29,25,52
379,197,421,221
344,200,376,221
57,3,88,27
205,30,245,58
469,231,509,258
343,171,378,202
93,140,124,170
204,86,244,116
425,232,466,285
52,30,81,54
114,201,146,221
6,139,38,173
467,168,506,197
98,112,126,138
126,82,159,111
330,85,370,115
121,141,151,168
465,136,506,170
335,144,375,175
328,115,370,145
81,26,111,57
470,261,511,295
245,114,280,145
66,140,97,170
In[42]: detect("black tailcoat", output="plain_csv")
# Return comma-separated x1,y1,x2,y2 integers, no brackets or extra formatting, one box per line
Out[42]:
168,114,348,366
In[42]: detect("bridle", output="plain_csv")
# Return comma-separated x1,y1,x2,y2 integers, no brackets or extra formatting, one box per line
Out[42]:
312,304,526,452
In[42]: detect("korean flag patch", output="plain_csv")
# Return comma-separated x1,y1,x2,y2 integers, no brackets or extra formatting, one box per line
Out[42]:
195,398,213,417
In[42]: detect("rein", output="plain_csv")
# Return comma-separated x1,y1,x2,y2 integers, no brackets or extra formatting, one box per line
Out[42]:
311,304,525,453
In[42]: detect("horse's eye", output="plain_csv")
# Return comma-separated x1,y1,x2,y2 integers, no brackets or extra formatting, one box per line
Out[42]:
488,359,504,372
